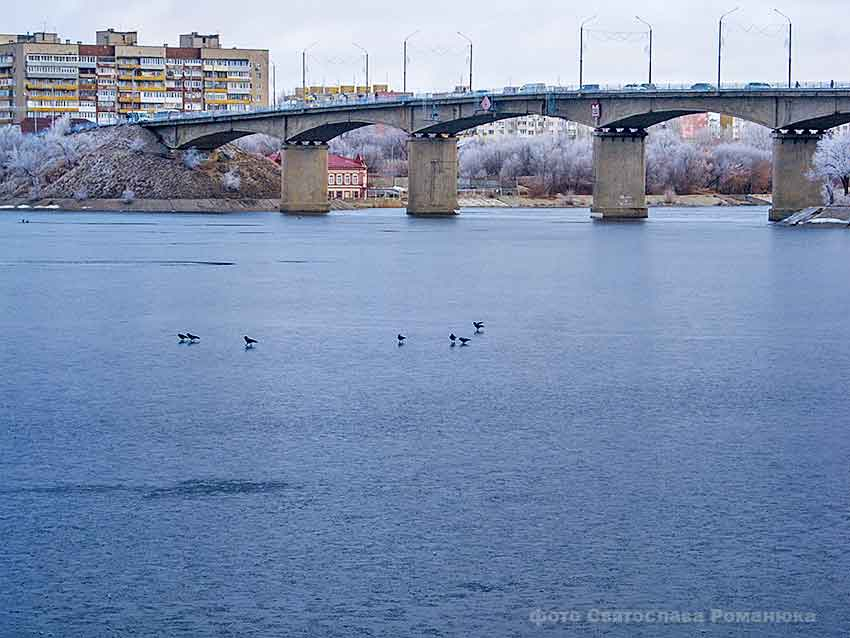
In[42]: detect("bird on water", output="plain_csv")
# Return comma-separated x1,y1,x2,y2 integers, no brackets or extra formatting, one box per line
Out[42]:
473,322,484,333
449,333,457,346
177,333,188,343
244,336,259,348
186,333,200,342
459,337,471,346
397,334,406,345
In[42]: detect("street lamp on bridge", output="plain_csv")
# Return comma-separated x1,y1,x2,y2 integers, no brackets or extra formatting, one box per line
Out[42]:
717,7,740,91
635,16,653,85
579,15,597,91
353,42,369,89
773,8,792,89
302,41,319,101
457,31,473,92
403,30,420,94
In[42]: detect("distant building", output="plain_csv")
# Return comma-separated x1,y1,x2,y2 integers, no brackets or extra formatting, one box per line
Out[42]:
0,28,268,127
678,113,709,140
328,154,367,199
465,115,591,139
708,113,740,140
290,84,398,103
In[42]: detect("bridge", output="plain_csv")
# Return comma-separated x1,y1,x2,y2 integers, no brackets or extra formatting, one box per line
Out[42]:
143,87,850,220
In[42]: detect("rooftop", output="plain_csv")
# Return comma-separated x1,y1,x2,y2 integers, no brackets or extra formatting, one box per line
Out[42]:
329,154,367,170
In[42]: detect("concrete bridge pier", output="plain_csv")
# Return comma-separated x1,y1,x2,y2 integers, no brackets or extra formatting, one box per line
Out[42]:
407,135,459,216
591,129,648,220
280,142,330,214
770,131,824,221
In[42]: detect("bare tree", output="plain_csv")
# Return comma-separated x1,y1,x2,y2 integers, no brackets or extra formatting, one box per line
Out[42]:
811,131,850,205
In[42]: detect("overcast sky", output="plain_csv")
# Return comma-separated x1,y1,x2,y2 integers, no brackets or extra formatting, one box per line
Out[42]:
8,0,850,93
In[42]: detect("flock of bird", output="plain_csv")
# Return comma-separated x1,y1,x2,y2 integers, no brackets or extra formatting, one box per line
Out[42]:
177,322,484,351
398,321,484,346
178,333,259,349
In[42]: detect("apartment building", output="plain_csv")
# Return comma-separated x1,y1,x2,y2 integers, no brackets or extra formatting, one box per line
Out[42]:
0,29,268,127
467,115,590,139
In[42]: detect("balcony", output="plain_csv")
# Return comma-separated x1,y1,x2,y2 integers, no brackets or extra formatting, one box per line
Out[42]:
26,82,77,90
26,70,78,79
205,97,252,105
28,95,79,101
28,106,80,112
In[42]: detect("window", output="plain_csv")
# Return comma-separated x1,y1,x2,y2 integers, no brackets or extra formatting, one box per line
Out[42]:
352,173,359,185
328,175,333,185
335,174,342,185
344,173,351,185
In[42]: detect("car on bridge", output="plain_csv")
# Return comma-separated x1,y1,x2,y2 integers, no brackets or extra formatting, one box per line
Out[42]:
624,83,657,91
520,83,547,93
690,83,715,91
745,82,772,90
581,84,601,92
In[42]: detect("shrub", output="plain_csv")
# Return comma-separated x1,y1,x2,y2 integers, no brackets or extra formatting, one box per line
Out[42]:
182,148,202,169
222,169,241,192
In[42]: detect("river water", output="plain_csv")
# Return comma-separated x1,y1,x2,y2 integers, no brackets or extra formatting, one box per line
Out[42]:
1,207,848,637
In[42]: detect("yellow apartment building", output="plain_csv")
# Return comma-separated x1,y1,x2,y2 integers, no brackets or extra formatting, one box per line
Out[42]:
0,29,268,127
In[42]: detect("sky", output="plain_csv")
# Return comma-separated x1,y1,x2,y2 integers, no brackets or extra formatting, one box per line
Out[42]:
7,0,850,94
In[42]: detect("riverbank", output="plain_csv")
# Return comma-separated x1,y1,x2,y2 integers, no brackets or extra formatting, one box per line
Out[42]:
1,193,775,213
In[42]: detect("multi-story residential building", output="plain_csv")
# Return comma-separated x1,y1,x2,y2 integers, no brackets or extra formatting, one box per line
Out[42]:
467,115,590,139
0,29,268,127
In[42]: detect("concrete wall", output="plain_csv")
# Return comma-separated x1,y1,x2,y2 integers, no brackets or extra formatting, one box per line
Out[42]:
591,131,647,219
770,132,824,220
280,144,329,214
407,136,458,216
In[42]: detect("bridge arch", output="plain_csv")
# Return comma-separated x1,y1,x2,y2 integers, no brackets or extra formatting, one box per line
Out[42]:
588,94,850,132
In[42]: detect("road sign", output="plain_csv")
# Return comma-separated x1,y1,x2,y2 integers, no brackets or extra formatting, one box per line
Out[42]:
480,95,492,111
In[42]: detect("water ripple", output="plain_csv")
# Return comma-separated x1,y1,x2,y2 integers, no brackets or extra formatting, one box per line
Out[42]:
1,479,292,499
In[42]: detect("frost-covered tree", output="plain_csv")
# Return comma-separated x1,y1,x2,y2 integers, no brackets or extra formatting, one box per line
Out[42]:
811,131,850,205
459,133,593,195
235,134,280,156
182,148,203,169
329,125,408,176
222,169,241,192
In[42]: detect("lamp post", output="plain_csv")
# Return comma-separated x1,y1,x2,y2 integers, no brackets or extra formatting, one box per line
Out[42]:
579,15,597,90
457,31,473,92
301,41,318,101
272,62,276,107
353,42,369,89
773,8,792,88
403,30,420,94
717,7,740,91
635,16,652,85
